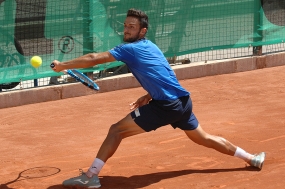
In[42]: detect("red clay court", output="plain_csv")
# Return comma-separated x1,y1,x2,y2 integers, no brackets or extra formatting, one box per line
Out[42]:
1,65,285,189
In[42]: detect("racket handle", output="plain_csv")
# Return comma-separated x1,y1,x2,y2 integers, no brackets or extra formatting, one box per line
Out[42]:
50,63,67,74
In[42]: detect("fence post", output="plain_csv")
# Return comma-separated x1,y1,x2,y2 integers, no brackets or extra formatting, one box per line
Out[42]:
81,0,94,79
82,0,94,54
253,0,263,56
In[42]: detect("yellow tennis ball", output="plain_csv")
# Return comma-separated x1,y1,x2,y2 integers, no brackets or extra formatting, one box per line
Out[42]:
30,56,42,68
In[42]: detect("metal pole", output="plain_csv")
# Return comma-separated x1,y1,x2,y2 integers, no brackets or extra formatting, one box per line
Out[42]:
253,0,262,56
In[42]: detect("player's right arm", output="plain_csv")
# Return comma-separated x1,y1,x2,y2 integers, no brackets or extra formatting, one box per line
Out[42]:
51,51,116,72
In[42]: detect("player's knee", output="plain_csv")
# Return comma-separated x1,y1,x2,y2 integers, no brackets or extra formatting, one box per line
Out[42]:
108,123,124,140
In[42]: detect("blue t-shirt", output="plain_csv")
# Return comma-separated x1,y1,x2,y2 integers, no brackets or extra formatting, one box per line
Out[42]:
109,38,190,100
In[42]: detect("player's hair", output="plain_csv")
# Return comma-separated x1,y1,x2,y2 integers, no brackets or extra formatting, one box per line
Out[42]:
127,8,149,29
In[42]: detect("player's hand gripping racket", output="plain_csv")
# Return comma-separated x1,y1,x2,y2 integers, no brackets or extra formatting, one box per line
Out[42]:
50,63,100,91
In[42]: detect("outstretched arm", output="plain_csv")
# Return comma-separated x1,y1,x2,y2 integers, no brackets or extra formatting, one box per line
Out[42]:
51,51,116,72
130,93,152,110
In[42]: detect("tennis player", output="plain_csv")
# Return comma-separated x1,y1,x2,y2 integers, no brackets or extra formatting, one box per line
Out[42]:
51,8,265,188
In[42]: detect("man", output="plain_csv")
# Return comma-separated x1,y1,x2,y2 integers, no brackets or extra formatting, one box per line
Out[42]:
51,8,265,189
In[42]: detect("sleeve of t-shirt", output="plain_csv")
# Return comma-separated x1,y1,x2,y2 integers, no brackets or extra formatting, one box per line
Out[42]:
109,43,135,62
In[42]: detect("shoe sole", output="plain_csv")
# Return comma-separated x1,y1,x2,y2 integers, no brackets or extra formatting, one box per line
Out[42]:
259,152,266,169
63,185,101,189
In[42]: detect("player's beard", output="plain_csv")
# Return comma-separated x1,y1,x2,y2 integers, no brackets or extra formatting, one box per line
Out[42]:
123,31,140,43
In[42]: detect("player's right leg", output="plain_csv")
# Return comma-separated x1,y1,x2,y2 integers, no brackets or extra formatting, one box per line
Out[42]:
62,113,145,188
96,113,146,162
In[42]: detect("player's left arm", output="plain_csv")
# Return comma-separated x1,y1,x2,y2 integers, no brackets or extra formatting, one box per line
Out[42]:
130,93,152,110
51,51,116,72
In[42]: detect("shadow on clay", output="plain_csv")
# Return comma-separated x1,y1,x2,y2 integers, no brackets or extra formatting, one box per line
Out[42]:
46,166,259,189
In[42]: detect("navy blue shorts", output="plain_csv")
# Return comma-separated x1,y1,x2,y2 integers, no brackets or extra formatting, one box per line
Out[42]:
130,95,199,132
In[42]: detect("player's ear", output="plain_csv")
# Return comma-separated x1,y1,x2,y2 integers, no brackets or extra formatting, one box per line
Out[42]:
140,28,147,35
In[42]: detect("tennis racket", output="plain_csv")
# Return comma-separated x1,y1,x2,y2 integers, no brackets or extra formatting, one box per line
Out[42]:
50,63,100,91
2,166,60,187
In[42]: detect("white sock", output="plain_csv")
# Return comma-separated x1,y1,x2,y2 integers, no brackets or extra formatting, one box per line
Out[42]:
234,147,254,161
87,158,105,176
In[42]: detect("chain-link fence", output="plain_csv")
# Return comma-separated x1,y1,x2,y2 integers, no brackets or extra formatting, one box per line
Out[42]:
0,0,284,92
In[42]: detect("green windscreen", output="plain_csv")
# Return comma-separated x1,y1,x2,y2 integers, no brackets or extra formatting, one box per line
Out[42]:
1,0,285,84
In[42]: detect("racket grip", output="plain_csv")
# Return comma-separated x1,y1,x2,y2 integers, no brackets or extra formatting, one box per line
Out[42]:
50,63,55,68
50,62,66,74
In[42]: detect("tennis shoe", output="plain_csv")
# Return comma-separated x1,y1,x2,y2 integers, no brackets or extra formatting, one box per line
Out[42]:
250,152,266,169
62,169,101,188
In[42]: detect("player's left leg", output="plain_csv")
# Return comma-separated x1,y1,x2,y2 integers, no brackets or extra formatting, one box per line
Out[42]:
184,124,237,156
184,124,265,169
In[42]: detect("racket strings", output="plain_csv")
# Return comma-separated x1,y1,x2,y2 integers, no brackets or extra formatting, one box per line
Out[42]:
68,69,99,90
